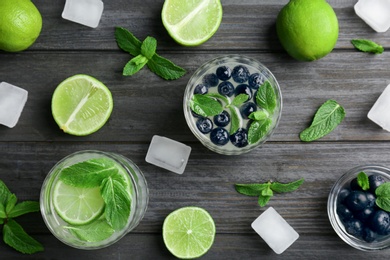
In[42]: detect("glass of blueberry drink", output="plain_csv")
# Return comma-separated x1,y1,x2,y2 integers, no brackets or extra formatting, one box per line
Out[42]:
328,165,390,251
183,55,282,155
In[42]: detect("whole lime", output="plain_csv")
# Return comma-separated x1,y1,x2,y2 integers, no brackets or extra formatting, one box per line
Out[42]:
276,0,339,61
0,0,42,52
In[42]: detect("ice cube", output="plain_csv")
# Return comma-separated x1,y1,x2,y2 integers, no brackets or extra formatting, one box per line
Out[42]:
251,207,299,254
0,82,28,128
355,0,390,32
145,135,191,174
62,0,104,28
368,84,390,131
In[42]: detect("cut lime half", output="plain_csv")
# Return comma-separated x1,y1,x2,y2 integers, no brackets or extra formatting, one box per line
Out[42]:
163,206,216,259
51,74,113,136
53,180,105,225
161,0,223,46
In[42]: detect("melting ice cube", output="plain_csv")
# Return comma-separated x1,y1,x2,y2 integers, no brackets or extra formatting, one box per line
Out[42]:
368,84,390,131
251,207,299,254
355,0,390,32
62,0,104,28
145,135,191,174
0,82,28,128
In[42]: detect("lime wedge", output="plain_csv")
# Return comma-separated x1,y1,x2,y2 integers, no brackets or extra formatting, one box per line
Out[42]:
53,180,105,225
161,0,223,46
51,74,113,136
163,206,216,259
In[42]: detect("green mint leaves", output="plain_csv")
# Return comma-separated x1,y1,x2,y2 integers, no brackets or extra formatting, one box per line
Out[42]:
351,39,384,54
0,179,43,254
115,27,186,80
376,183,390,212
235,178,304,207
357,171,370,191
60,158,132,236
300,99,345,142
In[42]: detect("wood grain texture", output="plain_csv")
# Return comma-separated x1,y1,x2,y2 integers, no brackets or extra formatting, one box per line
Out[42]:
1,0,390,259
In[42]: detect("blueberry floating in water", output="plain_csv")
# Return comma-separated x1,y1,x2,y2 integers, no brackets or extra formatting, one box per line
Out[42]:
214,111,230,127
248,73,265,90
210,127,229,146
218,81,234,97
338,188,350,203
194,84,208,95
196,117,213,134
230,128,248,148
216,66,231,81
234,84,252,102
232,65,250,83
344,190,368,212
203,73,219,87
362,227,377,243
356,207,375,223
336,204,353,222
369,210,390,235
240,102,257,119
368,174,386,194
344,218,364,237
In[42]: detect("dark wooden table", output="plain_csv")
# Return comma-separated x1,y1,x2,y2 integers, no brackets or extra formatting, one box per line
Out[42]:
1,0,390,259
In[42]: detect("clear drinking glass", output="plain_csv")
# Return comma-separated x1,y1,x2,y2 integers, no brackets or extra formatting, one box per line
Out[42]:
40,150,149,249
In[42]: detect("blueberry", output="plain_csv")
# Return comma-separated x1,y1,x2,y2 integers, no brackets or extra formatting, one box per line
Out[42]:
194,84,208,94
356,207,375,223
214,111,230,127
344,219,364,238
369,210,390,235
248,73,265,90
210,127,229,146
234,84,252,102
368,175,386,194
362,227,377,243
203,73,219,87
232,65,250,83
196,117,213,134
366,192,376,208
344,191,368,212
350,178,361,191
218,81,235,97
240,102,257,119
337,204,353,222
216,66,231,81
230,128,248,148
338,188,350,203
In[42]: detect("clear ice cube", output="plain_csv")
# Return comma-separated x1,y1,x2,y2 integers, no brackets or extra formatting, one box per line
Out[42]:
251,207,299,254
145,135,191,174
355,0,390,32
368,84,390,131
0,82,28,128
62,0,104,28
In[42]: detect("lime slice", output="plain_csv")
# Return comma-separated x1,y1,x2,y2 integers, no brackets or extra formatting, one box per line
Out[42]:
53,180,105,225
51,74,113,136
163,206,216,259
161,0,223,46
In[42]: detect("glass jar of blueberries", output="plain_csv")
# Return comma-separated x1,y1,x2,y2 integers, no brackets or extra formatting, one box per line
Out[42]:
183,55,282,155
327,165,390,251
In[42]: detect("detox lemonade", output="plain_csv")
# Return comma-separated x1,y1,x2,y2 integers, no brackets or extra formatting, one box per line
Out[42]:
40,150,148,249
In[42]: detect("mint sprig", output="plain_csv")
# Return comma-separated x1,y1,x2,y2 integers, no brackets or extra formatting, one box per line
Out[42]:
357,171,370,191
235,178,304,207
300,99,345,142
115,27,186,80
351,39,384,54
376,183,390,212
0,180,43,254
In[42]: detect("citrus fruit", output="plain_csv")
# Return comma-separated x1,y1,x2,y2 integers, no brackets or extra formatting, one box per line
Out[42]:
161,0,223,46
53,180,105,225
162,206,216,259
51,74,113,136
276,0,339,61
0,0,42,52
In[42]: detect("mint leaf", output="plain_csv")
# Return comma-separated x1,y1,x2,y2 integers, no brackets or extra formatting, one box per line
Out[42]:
247,118,272,144
232,94,249,106
147,53,186,80
248,110,269,121
270,178,304,193
206,92,230,106
6,194,17,214
190,94,223,117
229,107,241,135
235,183,270,196
357,172,370,191
100,174,131,230
68,219,115,242
141,36,157,60
258,195,271,207
262,186,273,197
256,81,277,113
115,27,142,56
0,179,11,206
7,201,40,219
351,39,384,54
3,219,44,254
123,54,148,76
376,182,390,212
300,99,345,142
0,203,6,218
60,158,118,188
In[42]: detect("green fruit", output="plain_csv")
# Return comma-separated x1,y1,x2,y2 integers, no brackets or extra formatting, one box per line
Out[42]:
0,0,42,52
276,0,339,61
